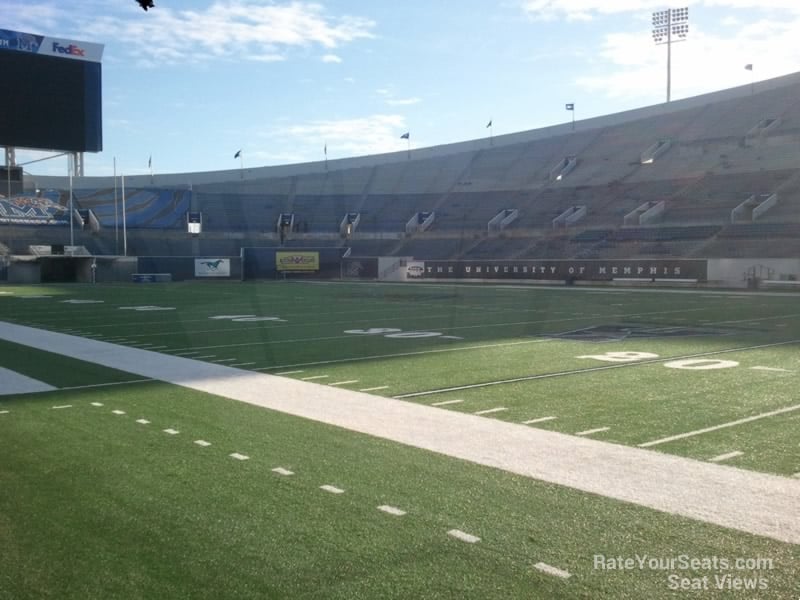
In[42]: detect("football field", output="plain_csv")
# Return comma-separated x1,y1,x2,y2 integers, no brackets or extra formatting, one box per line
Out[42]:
1,281,798,599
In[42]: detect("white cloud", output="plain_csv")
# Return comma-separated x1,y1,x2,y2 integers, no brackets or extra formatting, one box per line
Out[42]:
385,97,422,106
274,114,410,156
322,54,342,63
14,1,375,66
521,0,800,20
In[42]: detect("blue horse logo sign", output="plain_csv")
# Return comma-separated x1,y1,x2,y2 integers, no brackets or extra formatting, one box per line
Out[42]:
195,258,230,277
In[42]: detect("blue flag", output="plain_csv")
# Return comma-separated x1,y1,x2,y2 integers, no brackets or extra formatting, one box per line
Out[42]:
400,132,410,139
565,103,574,111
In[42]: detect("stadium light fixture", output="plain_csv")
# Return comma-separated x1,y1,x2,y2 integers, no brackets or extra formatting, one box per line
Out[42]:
652,7,689,102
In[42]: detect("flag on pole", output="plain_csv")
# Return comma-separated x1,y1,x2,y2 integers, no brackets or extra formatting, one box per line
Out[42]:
745,64,753,71
486,120,492,128
400,132,410,139
324,143,327,155
565,103,574,111
148,155,152,169
234,149,242,159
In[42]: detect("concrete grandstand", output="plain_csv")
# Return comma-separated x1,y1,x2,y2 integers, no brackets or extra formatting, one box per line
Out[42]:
4,70,800,282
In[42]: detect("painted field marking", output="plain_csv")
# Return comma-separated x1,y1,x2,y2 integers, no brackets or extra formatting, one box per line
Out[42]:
474,407,508,416
431,399,463,407
51,405,73,410
639,403,800,447
709,451,744,463
751,366,791,373
533,562,572,579
394,338,800,399
302,375,329,381
447,529,480,544
320,485,344,494
329,380,359,386
194,440,212,447
59,379,153,392
230,362,256,367
136,419,150,425
163,428,180,435
147,345,168,350
360,386,389,392
377,505,406,516
230,453,249,461
272,467,294,476
523,416,557,425
175,351,201,356
112,410,126,415
193,355,217,360
792,472,800,479
576,427,610,436
90,402,104,407
213,358,238,363
276,370,304,375
0,410,9,414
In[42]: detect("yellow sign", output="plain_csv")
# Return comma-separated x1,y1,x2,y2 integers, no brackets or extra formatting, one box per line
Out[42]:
276,251,319,272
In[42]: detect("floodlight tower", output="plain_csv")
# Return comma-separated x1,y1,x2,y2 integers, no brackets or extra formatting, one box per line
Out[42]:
652,7,689,103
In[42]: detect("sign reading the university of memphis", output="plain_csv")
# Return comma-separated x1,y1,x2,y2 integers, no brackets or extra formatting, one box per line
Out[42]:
276,251,319,272
420,260,708,281
195,258,230,277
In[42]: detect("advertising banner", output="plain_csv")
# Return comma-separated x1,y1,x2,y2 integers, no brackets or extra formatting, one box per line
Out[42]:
276,252,319,272
195,258,231,277
0,28,104,63
419,259,708,281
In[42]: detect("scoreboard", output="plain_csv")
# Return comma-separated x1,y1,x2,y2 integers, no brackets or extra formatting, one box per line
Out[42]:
0,29,103,153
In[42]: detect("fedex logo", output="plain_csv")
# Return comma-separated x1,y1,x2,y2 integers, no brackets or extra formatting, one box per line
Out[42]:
52,42,85,57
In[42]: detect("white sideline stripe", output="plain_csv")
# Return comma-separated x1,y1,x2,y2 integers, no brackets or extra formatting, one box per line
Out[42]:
576,427,610,436
230,362,256,367
377,505,406,516
533,562,571,579
194,440,211,447
329,380,359,386
174,351,201,356
320,485,344,494
523,416,557,424
272,467,294,476
52,405,73,410
302,375,329,381
640,403,800,447
395,338,800,399
2,322,799,546
0,367,56,396
432,399,463,407
163,428,180,435
360,386,389,392
0,410,8,414
709,451,743,463
474,407,508,415
193,355,216,360
230,453,249,461
213,358,238,363
751,366,791,373
112,410,126,415
90,402,104,407
447,529,480,543
136,419,150,424
59,379,153,392
276,370,304,375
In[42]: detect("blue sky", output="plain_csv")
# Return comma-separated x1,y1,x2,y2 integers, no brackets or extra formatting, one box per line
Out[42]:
5,0,800,177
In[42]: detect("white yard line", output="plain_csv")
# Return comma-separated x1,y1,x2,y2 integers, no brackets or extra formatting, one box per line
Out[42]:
377,505,406,516
360,386,389,392
639,403,800,448
301,375,329,381
447,529,480,543
709,451,743,463
329,380,359,386
474,407,508,416
522,416,557,425
431,399,463,407
320,485,344,494
576,427,610,436
276,370,304,375
2,321,799,546
533,562,571,579
750,366,791,373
